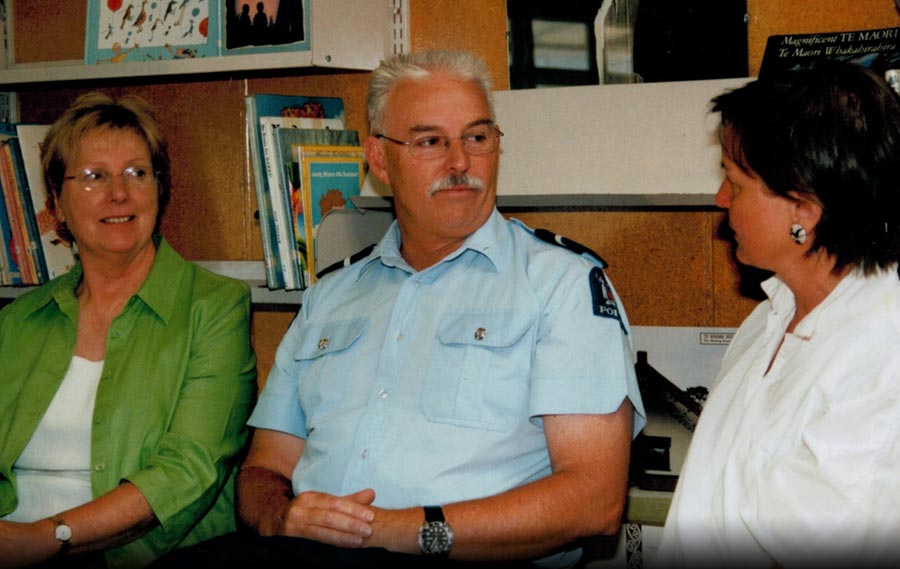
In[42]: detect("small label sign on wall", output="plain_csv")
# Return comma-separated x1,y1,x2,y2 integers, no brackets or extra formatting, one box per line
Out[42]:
699,331,733,346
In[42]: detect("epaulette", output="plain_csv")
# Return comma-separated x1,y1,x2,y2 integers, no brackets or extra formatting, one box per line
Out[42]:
532,228,608,268
315,244,377,279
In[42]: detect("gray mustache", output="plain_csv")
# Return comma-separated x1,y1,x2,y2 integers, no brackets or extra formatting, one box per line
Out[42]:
428,173,486,195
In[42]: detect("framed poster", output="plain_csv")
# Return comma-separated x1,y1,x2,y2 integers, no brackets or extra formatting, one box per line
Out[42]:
222,0,309,56
85,0,221,64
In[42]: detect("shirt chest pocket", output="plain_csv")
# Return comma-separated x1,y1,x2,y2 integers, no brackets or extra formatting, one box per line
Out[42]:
293,318,369,425
422,310,535,431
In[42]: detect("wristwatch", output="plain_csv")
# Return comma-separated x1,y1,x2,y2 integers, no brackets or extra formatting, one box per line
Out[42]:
418,505,454,557
51,516,72,556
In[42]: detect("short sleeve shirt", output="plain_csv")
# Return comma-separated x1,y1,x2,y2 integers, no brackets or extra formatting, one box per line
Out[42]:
250,209,645,508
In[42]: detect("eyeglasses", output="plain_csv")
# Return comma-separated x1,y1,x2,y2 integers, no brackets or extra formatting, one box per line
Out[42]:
376,125,503,160
63,166,157,192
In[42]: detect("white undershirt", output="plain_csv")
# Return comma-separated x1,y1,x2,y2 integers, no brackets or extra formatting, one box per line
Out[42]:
3,356,103,522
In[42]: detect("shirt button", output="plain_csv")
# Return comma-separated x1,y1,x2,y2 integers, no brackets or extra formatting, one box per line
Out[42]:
378,389,388,400
474,327,487,341
317,337,330,350
360,449,369,459
94,463,106,472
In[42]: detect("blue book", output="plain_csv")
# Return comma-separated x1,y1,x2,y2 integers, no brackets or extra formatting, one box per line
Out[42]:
0,171,21,285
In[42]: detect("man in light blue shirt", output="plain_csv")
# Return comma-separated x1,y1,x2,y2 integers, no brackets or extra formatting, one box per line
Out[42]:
239,49,645,568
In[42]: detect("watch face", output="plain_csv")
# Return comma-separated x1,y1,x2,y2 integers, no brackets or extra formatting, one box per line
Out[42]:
418,521,453,556
55,523,73,542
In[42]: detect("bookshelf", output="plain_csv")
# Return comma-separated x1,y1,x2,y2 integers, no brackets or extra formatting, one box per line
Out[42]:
0,0,408,304
0,0,409,88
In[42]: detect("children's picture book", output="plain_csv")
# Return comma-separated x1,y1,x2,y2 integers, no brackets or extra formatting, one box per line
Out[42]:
85,0,220,64
16,124,77,280
273,125,358,286
294,145,365,284
223,0,310,56
245,93,345,289
759,26,899,79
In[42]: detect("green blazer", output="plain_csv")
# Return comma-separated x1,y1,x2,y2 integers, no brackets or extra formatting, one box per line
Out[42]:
0,237,257,568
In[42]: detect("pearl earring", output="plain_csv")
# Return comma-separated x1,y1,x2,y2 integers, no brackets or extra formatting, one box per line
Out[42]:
790,224,807,245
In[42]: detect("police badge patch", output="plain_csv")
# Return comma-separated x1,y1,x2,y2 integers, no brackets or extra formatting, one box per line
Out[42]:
590,267,626,334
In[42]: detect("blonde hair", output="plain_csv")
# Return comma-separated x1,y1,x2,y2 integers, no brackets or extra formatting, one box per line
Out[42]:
41,92,171,236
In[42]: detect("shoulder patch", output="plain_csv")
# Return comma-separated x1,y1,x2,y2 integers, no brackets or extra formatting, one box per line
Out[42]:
315,244,376,279
589,266,627,334
532,228,608,268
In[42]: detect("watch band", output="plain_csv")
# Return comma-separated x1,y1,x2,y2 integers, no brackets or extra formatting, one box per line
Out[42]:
424,505,445,523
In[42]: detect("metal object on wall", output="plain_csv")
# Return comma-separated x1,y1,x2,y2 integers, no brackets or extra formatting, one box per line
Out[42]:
595,0,641,84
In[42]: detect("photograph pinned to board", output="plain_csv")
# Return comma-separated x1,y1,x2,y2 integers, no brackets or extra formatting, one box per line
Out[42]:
85,0,221,64
223,0,309,55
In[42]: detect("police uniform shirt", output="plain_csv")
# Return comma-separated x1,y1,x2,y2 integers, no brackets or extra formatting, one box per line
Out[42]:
250,208,646,512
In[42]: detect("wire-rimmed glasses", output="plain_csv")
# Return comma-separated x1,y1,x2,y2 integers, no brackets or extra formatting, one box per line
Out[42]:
376,124,503,160
63,165,157,192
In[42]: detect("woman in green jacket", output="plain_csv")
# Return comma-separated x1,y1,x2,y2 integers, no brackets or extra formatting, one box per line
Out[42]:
0,93,257,568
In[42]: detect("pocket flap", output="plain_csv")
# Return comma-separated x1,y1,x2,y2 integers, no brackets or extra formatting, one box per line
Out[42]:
437,310,533,349
293,318,368,360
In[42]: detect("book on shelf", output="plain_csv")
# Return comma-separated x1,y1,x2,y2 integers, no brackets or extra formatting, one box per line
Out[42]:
0,155,18,284
0,139,38,284
259,116,303,290
0,124,79,287
293,144,366,284
16,124,77,280
759,26,900,81
245,93,346,289
273,125,358,287
7,137,48,284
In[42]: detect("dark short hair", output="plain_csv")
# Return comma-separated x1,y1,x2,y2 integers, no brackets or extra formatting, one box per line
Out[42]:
41,92,172,239
712,60,900,274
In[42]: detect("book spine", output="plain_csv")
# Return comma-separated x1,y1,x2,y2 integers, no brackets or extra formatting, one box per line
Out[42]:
0,167,11,284
260,120,300,290
9,138,48,283
246,98,284,290
0,141,34,284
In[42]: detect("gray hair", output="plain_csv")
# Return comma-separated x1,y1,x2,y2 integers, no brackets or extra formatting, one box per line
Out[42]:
367,50,495,133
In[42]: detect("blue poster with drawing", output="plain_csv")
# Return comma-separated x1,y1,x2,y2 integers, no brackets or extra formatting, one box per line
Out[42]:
85,0,221,64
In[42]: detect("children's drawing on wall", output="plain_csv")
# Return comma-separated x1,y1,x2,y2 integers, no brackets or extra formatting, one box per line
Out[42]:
85,0,220,63
224,0,309,54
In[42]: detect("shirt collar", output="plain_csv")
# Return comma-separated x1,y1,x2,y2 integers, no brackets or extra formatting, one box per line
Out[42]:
763,265,897,339
27,236,185,325
357,208,506,280
132,236,187,325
